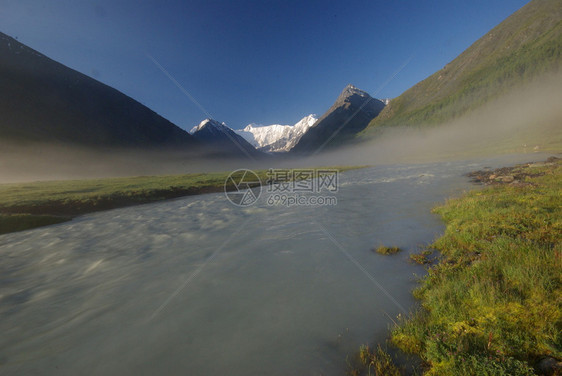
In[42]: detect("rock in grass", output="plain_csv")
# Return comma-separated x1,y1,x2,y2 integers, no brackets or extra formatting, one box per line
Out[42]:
374,246,402,255
537,357,562,376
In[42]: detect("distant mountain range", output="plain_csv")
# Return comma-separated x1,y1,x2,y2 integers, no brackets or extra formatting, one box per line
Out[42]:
0,30,383,157
3,0,558,160
363,0,562,133
194,83,390,155
235,114,318,152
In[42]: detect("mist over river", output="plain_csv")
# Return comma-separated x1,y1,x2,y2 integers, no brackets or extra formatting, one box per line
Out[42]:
0,154,548,375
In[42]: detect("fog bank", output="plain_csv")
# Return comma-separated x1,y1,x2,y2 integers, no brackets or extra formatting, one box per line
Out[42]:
1,73,560,183
299,72,562,168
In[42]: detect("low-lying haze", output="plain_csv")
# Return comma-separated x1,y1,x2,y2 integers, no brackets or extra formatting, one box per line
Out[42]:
1,72,560,184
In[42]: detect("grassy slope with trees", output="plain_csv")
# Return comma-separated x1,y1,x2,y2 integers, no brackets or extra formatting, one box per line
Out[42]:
362,0,562,132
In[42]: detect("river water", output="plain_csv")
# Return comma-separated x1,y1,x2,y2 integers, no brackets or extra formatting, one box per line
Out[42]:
0,154,546,375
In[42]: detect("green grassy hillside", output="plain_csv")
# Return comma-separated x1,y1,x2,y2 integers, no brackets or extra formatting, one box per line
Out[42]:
363,0,562,132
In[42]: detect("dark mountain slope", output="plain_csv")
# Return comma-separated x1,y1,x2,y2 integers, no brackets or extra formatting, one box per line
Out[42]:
0,32,197,149
190,119,264,159
363,0,562,132
291,84,385,153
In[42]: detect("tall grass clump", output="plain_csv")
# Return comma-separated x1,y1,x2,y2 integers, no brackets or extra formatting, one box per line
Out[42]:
347,344,402,376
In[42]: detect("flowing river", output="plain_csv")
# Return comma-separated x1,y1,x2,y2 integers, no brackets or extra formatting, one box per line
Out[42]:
0,154,546,375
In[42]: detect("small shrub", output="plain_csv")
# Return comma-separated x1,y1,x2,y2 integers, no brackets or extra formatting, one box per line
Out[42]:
375,246,402,255
410,250,433,264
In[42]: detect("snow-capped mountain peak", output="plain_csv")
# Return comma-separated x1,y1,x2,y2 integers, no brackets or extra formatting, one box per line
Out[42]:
235,114,318,153
189,118,229,134
189,118,262,157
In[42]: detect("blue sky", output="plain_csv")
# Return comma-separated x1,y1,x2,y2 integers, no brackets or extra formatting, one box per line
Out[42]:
1,0,529,131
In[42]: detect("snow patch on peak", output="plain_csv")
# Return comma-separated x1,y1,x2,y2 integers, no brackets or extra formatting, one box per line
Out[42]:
190,118,228,134
341,84,368,98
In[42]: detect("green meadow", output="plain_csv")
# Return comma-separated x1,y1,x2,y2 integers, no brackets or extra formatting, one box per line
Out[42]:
0,166,363,235
388,158,562,375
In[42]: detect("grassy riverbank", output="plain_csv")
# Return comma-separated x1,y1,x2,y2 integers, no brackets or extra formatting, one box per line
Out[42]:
0,166,363,235
388,157,561,375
